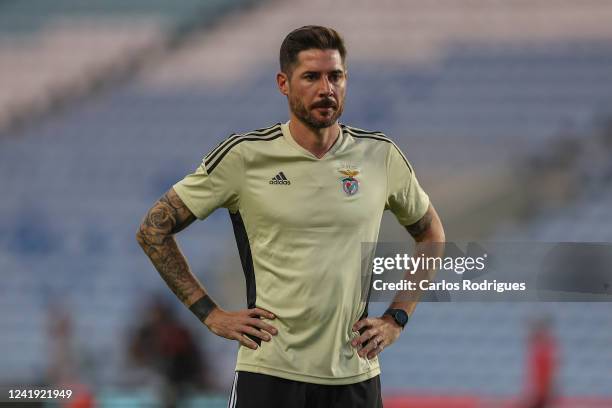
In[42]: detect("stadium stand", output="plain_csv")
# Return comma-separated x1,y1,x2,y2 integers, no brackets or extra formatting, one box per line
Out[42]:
0,0,254,132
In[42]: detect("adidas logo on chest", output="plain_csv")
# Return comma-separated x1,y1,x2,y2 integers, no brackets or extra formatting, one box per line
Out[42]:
270,171,291,185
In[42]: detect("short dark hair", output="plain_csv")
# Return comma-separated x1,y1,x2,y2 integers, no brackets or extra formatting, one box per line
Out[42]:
279,25,347,76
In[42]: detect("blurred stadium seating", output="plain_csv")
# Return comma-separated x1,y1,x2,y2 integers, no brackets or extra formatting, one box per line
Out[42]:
1,0,612,406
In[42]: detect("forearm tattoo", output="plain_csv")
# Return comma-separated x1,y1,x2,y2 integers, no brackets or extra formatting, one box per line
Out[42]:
405,209,433,241
136,189,202,305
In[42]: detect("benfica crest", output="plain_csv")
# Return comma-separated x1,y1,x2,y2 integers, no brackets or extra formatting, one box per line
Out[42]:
339,169,360,196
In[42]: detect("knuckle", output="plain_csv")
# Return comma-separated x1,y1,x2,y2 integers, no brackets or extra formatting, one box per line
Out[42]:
254,308,266,316
238,336,254,347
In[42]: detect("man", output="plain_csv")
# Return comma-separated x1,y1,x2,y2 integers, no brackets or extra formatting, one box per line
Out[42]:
137,25,445,408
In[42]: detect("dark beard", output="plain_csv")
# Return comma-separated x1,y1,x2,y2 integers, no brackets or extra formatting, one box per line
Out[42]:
289,94,344,130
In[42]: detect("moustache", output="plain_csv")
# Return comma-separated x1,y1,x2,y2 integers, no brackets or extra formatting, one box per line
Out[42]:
311,99,337,109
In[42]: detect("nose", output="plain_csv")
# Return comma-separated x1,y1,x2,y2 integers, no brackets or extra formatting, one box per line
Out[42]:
318,76,333,96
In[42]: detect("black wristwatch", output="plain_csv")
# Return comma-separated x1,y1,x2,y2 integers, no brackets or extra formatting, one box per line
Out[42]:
384,308,409,329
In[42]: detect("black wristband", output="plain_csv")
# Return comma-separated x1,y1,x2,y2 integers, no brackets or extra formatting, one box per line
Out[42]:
189,295,217,322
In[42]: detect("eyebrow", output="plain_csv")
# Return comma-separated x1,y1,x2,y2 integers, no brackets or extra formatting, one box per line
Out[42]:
301,69,345,76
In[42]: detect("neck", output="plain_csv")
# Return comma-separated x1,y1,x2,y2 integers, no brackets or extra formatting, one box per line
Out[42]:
289,114,340,159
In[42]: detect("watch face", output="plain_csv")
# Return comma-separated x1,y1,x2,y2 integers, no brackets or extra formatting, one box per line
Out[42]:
395,310,408,326
387,309,408,327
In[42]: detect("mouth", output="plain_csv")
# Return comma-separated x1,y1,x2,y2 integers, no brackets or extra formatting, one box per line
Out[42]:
314,107,334,116
312,100,337,111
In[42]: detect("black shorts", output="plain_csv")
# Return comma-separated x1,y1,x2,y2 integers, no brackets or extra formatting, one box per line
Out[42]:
227,371,383,408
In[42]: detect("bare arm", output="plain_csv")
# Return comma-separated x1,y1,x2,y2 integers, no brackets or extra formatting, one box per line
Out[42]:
393,203,445,314
352,203,445,359
136,187,277,349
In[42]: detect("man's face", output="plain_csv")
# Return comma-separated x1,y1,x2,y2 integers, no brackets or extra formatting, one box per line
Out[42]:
278,49,347,129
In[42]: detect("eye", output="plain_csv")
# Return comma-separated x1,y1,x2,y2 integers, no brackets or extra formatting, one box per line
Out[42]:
330,73,342,82
304,73,316,81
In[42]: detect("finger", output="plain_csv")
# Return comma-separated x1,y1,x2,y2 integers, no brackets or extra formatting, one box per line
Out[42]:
246,318,278,335
235,333,259,350
241,325,272,342
352,318,372,332
358,336,378,357
352,328,377,348
249,308,275,319
359,336,383,358
367,342,384,359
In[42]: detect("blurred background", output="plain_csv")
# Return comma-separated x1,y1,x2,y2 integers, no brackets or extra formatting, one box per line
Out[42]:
1,0,611,407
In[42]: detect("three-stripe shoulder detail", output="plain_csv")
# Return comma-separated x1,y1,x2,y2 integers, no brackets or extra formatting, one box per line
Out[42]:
204,123,280,163
204,124,282,174
341,124,388,142
342,124,412,173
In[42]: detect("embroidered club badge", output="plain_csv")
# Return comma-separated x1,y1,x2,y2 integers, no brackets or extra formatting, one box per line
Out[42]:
339,169,360,196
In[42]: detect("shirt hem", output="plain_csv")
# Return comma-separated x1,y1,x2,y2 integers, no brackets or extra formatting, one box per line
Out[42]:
234,363,381,385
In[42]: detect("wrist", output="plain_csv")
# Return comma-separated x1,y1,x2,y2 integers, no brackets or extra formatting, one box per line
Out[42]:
381,314,402,329
189,295,218,324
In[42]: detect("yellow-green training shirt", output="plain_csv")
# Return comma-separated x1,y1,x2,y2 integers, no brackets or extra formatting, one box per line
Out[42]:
173,121,430,385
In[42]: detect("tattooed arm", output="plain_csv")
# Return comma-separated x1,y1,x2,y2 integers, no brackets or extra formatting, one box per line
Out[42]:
352,203,445,359
396,203,446,314
404,203,444,243
136,188,202,305
136,187,277,349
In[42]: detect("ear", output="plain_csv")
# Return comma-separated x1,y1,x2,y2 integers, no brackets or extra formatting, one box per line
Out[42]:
277,71,289,96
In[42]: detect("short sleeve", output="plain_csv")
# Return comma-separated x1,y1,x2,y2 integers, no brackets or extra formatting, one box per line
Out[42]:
173,145,242,220
385,143,430,226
